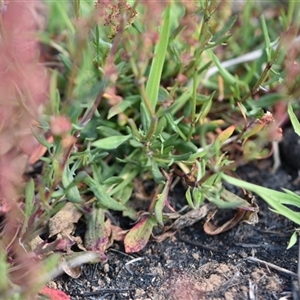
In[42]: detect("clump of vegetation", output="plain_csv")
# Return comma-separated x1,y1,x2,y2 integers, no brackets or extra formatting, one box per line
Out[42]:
0,0,299,298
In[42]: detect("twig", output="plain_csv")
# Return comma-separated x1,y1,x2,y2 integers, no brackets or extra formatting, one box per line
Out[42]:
125,257,145,274
248,280,257,300
246,257,297,277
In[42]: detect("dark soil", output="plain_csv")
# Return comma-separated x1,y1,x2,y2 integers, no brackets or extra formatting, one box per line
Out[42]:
52,131,300,300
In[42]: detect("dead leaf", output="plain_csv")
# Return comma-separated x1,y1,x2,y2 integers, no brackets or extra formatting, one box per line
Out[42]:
173,203,215,230
153,230,177,243
60,256,81,279
242,195,259,225
49,202,82,237
203,208,246,235
105,219,127,244
55,233,76,252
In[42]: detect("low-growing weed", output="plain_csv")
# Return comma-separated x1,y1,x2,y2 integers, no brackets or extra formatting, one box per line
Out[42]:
0,0,299,298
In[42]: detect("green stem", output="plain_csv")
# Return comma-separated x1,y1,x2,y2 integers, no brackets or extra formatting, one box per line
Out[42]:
187,3,216,141
241,41,282,102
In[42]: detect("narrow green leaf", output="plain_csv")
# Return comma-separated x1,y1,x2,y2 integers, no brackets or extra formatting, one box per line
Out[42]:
107,100,132,119
31,128,52,148
140,102,151,133
24,178,35,217
192,188,205,208
62,166,83,203
97,126,122,137
83,174,125,211
211,15,237,43
222,174,300,226
114,184,133,205
145,5,171,111
59,53,72,71
199,91,215,120
209,50,236,85
261,15,271,59
92,135,131,150
49,70,60,114
185,187,195,209
205,35,232,50
22,178,35,234
154,182,170,226
288,103,300,136
287,231,298,249
103,176,124,185
163,133,179,148
151,159,165,184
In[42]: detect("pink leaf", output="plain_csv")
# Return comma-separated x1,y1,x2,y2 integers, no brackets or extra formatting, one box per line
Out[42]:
39,287,70,300
124,216,157,253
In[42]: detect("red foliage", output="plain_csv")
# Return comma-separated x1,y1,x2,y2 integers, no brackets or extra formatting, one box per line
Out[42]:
0,0,49,296
39,287,70,300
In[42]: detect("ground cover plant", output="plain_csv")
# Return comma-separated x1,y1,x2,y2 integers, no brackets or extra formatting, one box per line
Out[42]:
0,0,300,299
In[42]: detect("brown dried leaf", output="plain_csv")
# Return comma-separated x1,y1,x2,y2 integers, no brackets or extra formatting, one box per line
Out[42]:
153,230,177,243
49,202,82,237
60,256,82,279
242,196,259,225
203,209,246,235
172,203,215,230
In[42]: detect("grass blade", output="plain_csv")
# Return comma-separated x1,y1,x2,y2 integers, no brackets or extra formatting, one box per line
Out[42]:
145,5,171,112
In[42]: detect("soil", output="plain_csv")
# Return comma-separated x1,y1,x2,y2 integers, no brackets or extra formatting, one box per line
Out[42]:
52,129,300,300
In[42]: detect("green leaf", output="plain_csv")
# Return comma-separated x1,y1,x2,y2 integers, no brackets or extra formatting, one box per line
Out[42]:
185,187,195,209
22,178,35,234
145,5,171,111
114,184,133,205
211,15,237,43
24,178,35,218
62,165,83,203
140,102,151,133
154,181,171,226
158,86,172,103
151,159,165,184
84,206,108,254
261,15,271,59
124,216,157,253
103,176,124,185
206,188,249,209
92,135,131,150
209,50,236,85
97,126,122,137
107,100,132,119
192,188,205,208
287,231,298,249
222,174,300,226
31,128,52,149
288,103,300,136
163,133,179,148
83,173,125,211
